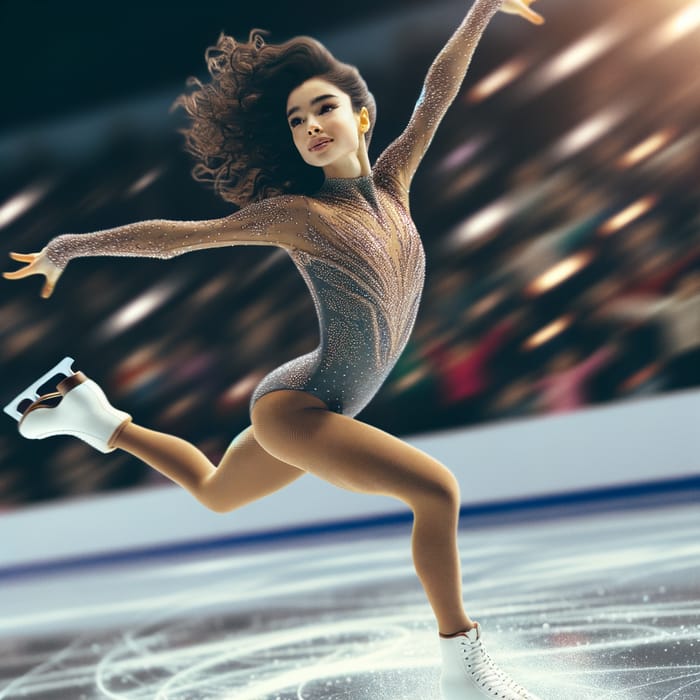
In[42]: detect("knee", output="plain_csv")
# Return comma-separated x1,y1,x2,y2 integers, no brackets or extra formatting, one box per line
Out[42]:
418,471,461,515
194,484,238,515
442,473,462,511
202,497,236,515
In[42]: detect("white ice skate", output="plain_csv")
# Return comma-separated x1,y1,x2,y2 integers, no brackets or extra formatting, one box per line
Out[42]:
440,623,541,700
4,357,131,454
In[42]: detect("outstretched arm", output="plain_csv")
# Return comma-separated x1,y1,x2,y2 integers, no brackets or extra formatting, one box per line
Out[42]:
375,0,544,194
3,194,312,298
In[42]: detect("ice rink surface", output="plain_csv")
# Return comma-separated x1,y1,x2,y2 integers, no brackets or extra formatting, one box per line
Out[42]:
1,499,699,699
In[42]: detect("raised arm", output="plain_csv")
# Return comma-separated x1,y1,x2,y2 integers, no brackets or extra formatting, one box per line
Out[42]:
3,194,313,298
375,0,543,194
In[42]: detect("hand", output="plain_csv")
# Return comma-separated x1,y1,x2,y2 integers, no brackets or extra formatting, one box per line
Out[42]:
3,249,63,298
500,0,545,25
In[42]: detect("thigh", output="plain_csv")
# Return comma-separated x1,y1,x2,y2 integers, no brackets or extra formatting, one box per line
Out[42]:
251,390,459,506
210,425,306,508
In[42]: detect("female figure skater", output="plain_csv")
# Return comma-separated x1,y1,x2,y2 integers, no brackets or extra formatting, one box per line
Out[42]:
4,0,545,697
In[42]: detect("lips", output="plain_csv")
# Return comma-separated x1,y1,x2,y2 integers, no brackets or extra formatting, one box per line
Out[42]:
309,138,332,152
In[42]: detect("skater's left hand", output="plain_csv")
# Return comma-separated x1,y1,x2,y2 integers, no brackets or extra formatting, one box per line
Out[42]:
499,0,545,25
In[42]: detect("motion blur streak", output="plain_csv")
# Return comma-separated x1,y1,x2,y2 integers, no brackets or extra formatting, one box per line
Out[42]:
0,182,52,229
599,195,659,236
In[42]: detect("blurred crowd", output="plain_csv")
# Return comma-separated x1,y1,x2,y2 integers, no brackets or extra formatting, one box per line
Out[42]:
0,0,698,506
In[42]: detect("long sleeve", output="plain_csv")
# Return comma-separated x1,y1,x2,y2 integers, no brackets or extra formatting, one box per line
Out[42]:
45,194,314,270
374,0,502,194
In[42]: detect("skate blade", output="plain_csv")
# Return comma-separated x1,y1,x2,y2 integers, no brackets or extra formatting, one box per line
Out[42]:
3,356,76,422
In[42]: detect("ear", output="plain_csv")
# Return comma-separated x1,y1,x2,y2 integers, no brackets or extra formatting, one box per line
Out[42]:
357,106,370,134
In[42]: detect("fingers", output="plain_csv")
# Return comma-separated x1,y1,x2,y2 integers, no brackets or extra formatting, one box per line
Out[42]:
9,252,38,262
521,0,545,24
41,281,54,299
2,268,33,280
4,267,55,298
4,252,40,279
502,0,545,25
4,251,56,298
524,8,545,24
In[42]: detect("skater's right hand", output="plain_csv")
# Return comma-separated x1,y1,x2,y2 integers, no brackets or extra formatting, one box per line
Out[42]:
3,248,63,299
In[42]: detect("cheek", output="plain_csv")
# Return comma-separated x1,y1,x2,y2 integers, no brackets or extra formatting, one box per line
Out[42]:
331,115,358,143
346,126,361,148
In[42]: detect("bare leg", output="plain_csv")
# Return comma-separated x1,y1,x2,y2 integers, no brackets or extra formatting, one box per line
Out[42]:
251,390,474,636
113,422,305,514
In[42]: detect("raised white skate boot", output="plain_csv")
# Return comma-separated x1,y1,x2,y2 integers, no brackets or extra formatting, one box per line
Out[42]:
4,357,131,454
440,623,541,700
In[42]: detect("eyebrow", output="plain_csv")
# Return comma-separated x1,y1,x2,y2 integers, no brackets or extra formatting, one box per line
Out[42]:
286,94,338,119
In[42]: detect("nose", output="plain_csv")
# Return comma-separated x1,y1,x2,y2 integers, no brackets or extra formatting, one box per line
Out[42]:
307,123,322,136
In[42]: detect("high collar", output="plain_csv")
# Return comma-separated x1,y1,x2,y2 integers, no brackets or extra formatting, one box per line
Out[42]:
318,173,377,206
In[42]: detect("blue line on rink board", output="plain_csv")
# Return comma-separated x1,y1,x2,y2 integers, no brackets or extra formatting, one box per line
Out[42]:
2,473,699,582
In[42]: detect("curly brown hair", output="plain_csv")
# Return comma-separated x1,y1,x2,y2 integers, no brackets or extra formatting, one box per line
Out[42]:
172,29,377,208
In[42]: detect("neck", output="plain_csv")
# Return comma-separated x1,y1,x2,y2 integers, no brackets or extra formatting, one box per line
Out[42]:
322,143,372,180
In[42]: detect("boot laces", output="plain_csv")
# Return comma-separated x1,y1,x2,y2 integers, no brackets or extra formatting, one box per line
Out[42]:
460,635,532,698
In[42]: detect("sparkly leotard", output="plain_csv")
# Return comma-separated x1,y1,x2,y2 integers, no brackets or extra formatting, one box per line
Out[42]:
45,0,502,417
249,173,425,416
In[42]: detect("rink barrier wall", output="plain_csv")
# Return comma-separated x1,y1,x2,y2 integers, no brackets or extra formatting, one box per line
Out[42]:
1,388,698,577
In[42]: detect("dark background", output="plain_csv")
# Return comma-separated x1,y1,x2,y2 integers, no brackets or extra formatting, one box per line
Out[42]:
1,0,434,131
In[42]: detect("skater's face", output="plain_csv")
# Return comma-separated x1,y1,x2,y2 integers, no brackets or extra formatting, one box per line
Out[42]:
286,78,369,175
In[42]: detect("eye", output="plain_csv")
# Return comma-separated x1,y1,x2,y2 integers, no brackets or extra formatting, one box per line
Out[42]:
319,103,337,114
289,117,302,128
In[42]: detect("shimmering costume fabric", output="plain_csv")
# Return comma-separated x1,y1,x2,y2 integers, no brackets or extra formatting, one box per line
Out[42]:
250,174,425,416
45,0,502,417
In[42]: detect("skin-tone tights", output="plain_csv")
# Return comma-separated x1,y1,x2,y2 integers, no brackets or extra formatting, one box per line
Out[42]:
112,388,474,636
